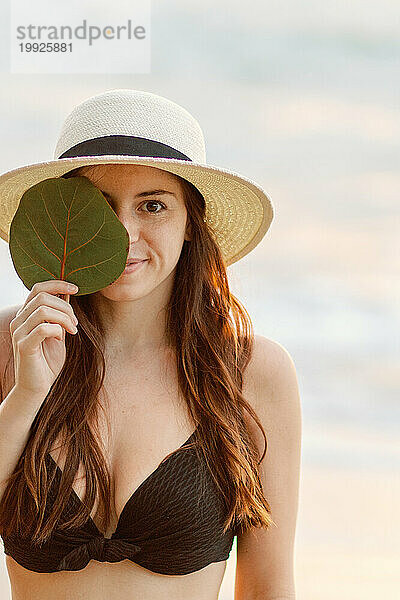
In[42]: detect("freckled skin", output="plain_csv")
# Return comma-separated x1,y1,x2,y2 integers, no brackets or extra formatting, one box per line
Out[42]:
83,164,192,353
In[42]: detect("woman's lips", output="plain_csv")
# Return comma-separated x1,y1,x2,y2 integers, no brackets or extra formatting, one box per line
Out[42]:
123,259,148,273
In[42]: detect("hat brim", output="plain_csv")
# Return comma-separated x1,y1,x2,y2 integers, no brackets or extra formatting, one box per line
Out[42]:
0,155,274,267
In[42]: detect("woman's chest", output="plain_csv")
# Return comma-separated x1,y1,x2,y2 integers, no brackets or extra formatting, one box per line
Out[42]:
49,354,196,536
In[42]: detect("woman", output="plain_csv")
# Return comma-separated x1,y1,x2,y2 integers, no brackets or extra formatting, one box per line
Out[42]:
0,89,301,600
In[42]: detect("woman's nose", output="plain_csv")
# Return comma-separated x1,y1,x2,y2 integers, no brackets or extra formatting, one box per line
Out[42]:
119,215,142,241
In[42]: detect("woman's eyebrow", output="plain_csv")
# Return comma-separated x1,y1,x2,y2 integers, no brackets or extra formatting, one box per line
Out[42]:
100,189,176,200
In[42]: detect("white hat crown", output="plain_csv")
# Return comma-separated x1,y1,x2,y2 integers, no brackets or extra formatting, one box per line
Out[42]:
54,89,207,163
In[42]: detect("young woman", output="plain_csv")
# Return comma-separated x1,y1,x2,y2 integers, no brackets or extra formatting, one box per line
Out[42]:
0,89,301,600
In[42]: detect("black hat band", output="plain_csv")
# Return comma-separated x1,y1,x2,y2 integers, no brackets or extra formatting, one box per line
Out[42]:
57,135,192,161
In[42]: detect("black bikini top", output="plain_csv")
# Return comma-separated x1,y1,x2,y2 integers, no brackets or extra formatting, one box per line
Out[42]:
1,428,236,575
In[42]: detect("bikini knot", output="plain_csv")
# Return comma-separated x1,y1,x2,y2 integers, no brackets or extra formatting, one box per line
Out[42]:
56,535,142,571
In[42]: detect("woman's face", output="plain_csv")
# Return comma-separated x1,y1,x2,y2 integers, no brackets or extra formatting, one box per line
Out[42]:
76,163,190,301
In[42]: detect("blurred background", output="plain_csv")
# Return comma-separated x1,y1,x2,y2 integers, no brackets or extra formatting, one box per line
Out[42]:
0,1,399,598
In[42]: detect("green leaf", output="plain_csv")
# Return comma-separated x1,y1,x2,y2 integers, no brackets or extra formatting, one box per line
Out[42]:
9,176,130,295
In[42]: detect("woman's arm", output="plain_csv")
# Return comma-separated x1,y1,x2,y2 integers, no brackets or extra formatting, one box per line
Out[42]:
235,335,302,600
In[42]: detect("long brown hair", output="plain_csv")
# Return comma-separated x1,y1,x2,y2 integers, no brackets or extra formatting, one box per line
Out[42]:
0,165,274,544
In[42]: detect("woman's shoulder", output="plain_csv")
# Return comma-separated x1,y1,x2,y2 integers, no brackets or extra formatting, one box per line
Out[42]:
0,304,22,386
242,334,301,442
246,334,298,387
0,303,22,344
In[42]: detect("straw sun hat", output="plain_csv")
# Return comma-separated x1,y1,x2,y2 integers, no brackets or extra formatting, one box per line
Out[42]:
0,88,274,266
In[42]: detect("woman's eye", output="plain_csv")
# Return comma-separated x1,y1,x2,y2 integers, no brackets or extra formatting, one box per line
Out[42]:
141,200,166,214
